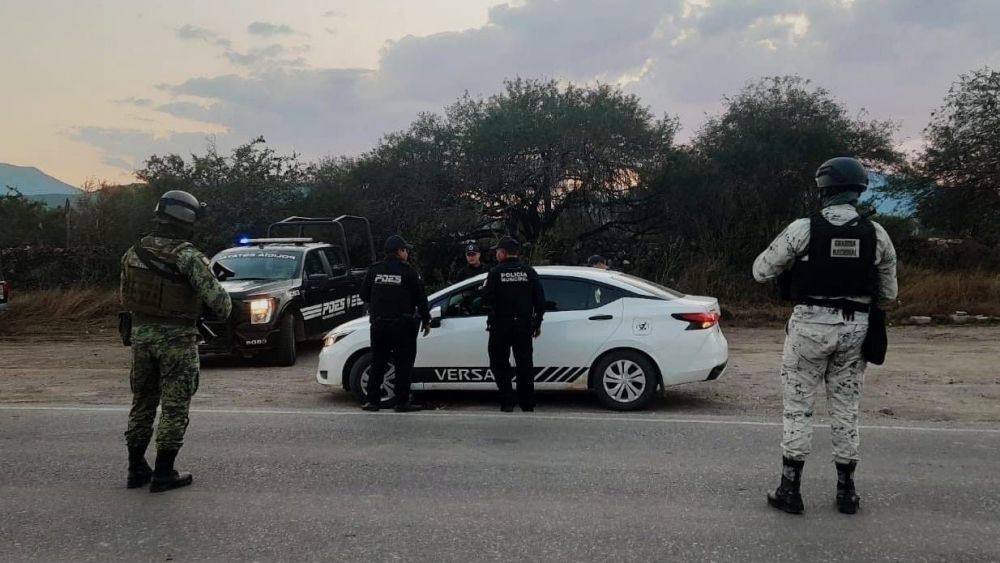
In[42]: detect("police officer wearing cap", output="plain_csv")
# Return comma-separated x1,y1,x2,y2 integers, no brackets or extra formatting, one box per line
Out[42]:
587,255,609,270
754,157,898,515
453,241,487,283
359,235,431,412
481,236,546,412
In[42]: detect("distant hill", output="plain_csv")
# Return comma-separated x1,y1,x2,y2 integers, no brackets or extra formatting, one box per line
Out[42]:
1,163,82,198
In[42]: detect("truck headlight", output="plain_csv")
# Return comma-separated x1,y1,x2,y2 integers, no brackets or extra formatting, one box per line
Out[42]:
323,330,355,348
249,298,274,325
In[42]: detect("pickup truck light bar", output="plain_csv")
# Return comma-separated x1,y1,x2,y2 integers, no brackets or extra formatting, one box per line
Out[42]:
239,237,314,245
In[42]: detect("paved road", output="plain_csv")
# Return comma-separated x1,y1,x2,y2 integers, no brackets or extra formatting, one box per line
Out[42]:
1,406,998,562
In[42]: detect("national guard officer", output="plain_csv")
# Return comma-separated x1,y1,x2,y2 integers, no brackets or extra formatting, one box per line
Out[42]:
359,235,431,412
753,157,898,515
481,236,546,412
453,240,487,283
121,190,232,493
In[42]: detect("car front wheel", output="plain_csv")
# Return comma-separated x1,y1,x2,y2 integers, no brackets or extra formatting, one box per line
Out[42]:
271,314,297,367
592,351,658,411
348,352,397,407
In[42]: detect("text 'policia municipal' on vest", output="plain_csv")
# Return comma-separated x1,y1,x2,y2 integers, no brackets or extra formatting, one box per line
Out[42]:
786,214,878,300
122,239,202,321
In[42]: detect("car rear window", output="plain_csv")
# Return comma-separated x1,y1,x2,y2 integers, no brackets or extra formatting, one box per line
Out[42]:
613,274,684,299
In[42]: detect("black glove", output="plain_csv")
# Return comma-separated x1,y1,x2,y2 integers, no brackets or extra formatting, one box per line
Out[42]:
118,312,132,347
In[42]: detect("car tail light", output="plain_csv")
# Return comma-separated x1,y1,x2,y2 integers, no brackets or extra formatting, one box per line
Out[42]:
672,312,720,330
1,281,9,301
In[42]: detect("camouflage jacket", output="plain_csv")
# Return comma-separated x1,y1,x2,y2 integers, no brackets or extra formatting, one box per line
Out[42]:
121,235,232,338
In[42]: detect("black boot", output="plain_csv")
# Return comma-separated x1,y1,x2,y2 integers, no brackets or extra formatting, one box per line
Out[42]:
394,401,423,413
149,449,193,493
361,401,380,412
126,443,152,489
836,461,861,514
767,457,805,514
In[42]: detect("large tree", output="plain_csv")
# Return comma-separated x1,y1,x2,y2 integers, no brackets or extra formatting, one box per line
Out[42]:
447,78,676,251
137,137,309,252
906,67,1000,244
647,76,901,279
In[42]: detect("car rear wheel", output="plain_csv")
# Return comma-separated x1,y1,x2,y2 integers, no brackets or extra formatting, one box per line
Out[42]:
592,351,658,411
348,352,397,407
271,314,297,367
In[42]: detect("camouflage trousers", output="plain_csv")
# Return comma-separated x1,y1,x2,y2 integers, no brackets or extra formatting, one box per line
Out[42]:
780,305,869,464
124,325,200,451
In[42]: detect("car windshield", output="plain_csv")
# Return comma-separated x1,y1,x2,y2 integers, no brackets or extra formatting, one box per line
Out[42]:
214,250,302,281
613,273,684,299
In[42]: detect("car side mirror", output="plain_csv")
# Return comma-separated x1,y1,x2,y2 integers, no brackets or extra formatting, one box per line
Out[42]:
430,306,442,328
212,262,235,281
330,266,347,278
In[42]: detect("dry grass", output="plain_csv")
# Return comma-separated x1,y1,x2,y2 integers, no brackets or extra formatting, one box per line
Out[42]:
0,288,120,336
895,264,1000,318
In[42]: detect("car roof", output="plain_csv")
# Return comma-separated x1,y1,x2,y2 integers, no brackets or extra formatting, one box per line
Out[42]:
430,265,669,300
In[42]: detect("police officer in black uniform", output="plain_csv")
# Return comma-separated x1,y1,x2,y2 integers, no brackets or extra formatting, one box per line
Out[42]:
481,236,546,412
359,235,431,413
453,241,487,283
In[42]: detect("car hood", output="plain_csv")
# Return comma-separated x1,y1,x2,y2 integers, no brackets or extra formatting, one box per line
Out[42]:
328,315,370,334
220,279,299,299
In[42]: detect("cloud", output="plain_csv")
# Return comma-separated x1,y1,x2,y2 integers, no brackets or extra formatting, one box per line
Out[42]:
86,0,1000,173
175,24,231,48
225,44,290,66
248,21,295,36
71,127,224,170
114,97,154,107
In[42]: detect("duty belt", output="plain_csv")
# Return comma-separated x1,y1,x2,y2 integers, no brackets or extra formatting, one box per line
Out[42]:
798,298,870,321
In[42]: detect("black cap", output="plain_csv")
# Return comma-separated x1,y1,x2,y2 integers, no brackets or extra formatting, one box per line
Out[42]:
587,255,607,266
384,235,413,252
464,242,481,255
490,236,521,252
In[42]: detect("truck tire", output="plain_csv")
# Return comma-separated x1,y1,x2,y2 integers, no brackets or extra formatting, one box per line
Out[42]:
272,314,297,366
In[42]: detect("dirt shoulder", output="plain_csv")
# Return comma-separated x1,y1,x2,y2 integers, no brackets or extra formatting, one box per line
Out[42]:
1,326,997,423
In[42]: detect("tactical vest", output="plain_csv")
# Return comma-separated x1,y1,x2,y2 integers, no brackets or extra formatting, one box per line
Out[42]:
787,214,878,300
121,239,202,320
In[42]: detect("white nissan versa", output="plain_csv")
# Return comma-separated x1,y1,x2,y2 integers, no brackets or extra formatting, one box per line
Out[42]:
316,266,728,411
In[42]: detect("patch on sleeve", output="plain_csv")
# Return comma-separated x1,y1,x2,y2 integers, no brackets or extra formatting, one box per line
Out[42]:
830,239,860,258
201,256,210,265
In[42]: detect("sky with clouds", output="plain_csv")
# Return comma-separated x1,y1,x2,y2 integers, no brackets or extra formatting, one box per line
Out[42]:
2,0,998,187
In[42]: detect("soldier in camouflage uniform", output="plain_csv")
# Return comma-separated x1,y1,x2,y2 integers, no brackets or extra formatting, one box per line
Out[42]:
121,190,232,493
753,157,897,515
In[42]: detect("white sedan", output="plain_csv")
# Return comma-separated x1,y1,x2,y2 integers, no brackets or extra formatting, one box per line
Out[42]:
316,266,728,411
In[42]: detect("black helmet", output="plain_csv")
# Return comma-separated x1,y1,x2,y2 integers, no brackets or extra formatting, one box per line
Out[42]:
155,190,206,225
815,157,869,192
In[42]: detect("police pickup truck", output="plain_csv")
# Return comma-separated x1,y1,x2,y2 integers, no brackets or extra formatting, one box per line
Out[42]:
199,216,376,366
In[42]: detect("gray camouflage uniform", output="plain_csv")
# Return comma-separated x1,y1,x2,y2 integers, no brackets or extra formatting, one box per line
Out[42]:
753,204,897,464
122,236,232,451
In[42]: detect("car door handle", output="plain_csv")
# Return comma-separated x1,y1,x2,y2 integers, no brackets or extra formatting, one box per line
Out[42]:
588,315,614,321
